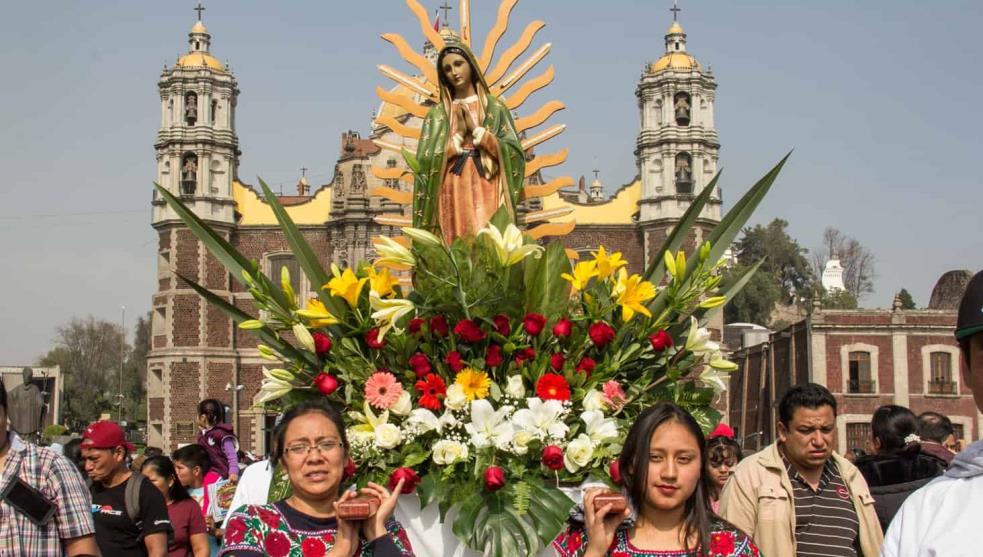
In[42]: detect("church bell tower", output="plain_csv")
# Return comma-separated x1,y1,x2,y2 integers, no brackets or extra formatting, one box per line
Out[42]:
635,8,721,262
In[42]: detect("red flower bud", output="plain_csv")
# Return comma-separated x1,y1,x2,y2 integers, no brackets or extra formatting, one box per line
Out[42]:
514,347,536,366
485,344,503,367
343,457,357,480
609,460,622,485
453,319,486,343
365,328,385,349
388,467,420,494
523,313,547,336
312,332,332,356
552,318,573,338
483,466,506,492
492,314,511,336
575,357,597,378
649,329,674,352
408,352,432,378
446,351,465,372
588,322,616,347
542,445,564,471
408,318,425,335
429,315,449,337
550,353,566,371
313,373,339,395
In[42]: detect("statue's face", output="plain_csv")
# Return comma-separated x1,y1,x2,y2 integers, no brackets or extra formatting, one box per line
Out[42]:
441,52,472,93
22,368,32,385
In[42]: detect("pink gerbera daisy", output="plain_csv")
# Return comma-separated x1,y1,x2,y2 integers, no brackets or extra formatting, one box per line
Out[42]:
364,371,403,409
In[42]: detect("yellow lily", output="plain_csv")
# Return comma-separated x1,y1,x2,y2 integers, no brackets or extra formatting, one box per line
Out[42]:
369,291,415,339
366,266,399,298
613,268,656,321
294,298,339,328
477,223,544,266
561,260,598,292
373,236,416,268
324,265,367,308
349,401,391,443
591,246,627,279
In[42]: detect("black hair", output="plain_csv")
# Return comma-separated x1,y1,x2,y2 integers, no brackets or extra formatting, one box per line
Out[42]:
436,46,479,93
917,411,954,443
172,444,211,474
871,405,920,455
272,401,348,464
705,436,743,500
198,399,225,426
63,438,85,474
143,446,164,459
618,402,714,557
778,383,838,426
0,379,6,412
141,455,191,502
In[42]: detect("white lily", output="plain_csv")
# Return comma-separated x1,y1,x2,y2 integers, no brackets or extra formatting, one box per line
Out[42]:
349,401,390,438
373,236,416,267
582,390,606,412
401,227,443,247
464,399,515,450
254,366,293,404
477,223,544,266
406,408,440,434
369,291,415,339
511,398,569,440
699,365,729,394
581,410,620,444
684,316,718,355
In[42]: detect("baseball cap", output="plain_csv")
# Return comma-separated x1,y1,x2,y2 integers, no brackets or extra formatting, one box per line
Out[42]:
81,420,136,451
956,271,983,341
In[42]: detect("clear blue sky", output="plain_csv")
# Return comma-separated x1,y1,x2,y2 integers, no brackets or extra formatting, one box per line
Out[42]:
1,1,980,363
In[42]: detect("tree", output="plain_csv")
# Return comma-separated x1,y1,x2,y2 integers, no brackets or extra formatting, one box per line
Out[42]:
821,287,858,309
121,312,151,425
813,227,876,300
723,218,815,326
896,288,916,309
38,316,129,430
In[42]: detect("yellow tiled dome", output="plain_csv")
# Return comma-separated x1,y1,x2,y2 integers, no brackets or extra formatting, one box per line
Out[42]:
177,52,226,72
650,52,700,73
191,21,208,34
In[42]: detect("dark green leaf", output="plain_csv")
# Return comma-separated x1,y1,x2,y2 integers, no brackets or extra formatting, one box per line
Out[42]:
523,241,573,316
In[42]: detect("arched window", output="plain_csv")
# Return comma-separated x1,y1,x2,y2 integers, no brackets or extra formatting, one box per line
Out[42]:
673,92,691,126
181,153,198,195
674,152,693,194
269,255,301,300
211,100,218,125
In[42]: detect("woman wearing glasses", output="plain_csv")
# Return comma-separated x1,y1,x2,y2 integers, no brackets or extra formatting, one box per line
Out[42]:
218,402,414,557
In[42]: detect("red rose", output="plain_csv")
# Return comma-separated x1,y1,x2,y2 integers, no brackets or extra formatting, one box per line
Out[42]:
343,457,357,480
550,353,566,371
415,373,447,410
408,352,432,378
576,357,597,378
542,445,564,471
408,318,425,335
485,344,503,367
263,531,291,557
536,373,571,401
446,351,465,372
552,318,573,338
224,517,247,545
312,332,332,356
492,314,511,336
609,460,622,484
483,466,506,492
588,322,616,347
523,313,547,336
365,328,385,349
454,319,486,343
430,315,449,337
388,467,421,494
514,347,536,366
710,531,737,556
301,537,326,557
313,373,339,396
649,329,674,352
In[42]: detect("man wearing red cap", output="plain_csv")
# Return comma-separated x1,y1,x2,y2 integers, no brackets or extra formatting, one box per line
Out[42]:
82,420,171,557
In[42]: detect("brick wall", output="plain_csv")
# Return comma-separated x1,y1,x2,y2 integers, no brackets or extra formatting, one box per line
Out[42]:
175,229,199,283
553,225,644,272
169,360,201,447
171,294,201,347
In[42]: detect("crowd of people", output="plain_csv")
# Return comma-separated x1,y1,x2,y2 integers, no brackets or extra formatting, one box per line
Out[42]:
1,272,981,556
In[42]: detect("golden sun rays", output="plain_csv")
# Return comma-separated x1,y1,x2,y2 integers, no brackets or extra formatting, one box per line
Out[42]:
368,0,575,238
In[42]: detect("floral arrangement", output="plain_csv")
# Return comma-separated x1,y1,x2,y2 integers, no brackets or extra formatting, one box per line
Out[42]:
156,154,787,557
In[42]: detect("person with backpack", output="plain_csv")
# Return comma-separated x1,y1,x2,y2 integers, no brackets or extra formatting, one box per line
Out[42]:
82,420,172,557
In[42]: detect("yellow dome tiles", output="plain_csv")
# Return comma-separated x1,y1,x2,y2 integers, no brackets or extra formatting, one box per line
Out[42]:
650,52,699,73
191,21,208,34
667,21,684,35
233,180,334,225
177,52,226,72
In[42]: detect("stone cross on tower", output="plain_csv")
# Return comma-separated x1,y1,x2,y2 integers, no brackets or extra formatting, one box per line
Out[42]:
194,3,206,21
670,0,681,21
439,1,453,28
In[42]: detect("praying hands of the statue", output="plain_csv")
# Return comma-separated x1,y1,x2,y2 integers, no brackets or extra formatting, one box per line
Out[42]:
455,104,476,138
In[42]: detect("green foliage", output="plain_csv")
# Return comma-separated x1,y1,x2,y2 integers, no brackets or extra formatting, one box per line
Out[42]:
897,288,916,309
42,424,69,443
724,264,783,325
822,287,858,309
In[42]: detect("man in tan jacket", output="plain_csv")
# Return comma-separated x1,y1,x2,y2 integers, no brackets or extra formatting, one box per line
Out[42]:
719,384,882,557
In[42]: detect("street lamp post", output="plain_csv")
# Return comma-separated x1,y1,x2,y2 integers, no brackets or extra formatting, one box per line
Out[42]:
118,306,125,423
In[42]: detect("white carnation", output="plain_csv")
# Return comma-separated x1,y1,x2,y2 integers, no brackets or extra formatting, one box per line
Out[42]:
505,375,525,399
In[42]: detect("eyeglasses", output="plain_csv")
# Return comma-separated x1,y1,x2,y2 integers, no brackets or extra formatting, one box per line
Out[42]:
284,441,342,457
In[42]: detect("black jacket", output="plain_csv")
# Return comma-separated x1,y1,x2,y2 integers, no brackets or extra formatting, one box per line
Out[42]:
855,452,946,531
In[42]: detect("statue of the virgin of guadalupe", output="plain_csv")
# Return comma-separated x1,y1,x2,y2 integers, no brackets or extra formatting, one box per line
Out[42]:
412,42,525,244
